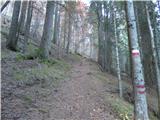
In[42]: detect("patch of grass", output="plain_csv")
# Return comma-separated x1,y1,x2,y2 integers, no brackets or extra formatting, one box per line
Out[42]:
15,48,43,61
95,72,158,120
13,58,71,88
105,95,133,120
39,58,57,66
23,95,33,105
38,108,49,113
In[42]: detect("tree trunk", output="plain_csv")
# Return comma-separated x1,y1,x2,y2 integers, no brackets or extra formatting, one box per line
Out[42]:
1,0,10,13
125,1,149,120
146,3,160,118
16,1,28,45
6,1,21,51
66,13,72,54
114,9,122,98
97,3,103,66
57,8,61,58
53,3,58,44
23,1,33,53
63,10,67,49
136,1,156,87
20,1,28,32
40,1,55,59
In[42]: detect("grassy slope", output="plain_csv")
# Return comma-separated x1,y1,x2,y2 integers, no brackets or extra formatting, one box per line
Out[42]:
92,71,157,120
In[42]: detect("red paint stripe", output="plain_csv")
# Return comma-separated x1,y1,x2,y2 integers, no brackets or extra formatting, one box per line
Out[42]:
138,91,145,94
132,52,140,56
136,85,145,88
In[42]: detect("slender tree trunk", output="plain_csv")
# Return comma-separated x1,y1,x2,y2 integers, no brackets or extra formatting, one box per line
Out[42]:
6,1,21,51
53,3,58,44
63,10,67,49
1,0,10,13
23,1,33,53
97,3,103,66
40,1,55,59
114,9,122,98
126,1,149,120
57,8,61,58
66,13,72,54
56,8,61,44
146,3,160,118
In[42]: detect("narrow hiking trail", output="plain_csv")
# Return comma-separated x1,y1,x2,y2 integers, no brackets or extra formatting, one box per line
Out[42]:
45,58,118,120
2,50,120,120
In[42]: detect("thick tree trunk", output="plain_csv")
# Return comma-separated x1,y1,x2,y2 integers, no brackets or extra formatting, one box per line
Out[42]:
126,1,149,120
20,1,28,32
146,3,160,118
114,9,122,98
23,1,33,53
16,1,28,44
40,1,54,59
1,0,10,13
6,1,21,51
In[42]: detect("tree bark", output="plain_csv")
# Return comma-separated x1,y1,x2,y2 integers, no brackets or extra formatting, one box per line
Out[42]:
136,1,156,86
63,10,67,49
126,0,149,119
146,3,160,118
19,1,28,33
97,3,103,66
6,1,21,51
66,13,72,54
16,1,28,45
114,8,122,98
23,1,33,53
53,3,58,44
40,1,55,59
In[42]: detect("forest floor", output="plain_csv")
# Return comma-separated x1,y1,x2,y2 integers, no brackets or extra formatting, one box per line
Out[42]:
1,32,158,120
1,47,120,120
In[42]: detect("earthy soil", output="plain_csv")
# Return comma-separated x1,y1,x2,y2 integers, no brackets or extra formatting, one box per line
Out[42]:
1,50,119,120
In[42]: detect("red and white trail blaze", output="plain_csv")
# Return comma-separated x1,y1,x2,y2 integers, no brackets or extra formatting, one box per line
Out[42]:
132,49,140,56
136,85,146,94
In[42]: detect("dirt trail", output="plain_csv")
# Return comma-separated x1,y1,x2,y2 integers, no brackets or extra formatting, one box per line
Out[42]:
44,58,117,120
2,54,119,120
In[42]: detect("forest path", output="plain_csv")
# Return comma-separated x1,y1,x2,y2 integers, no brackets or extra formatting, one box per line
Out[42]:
47,58,118,120
1,49,120,120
